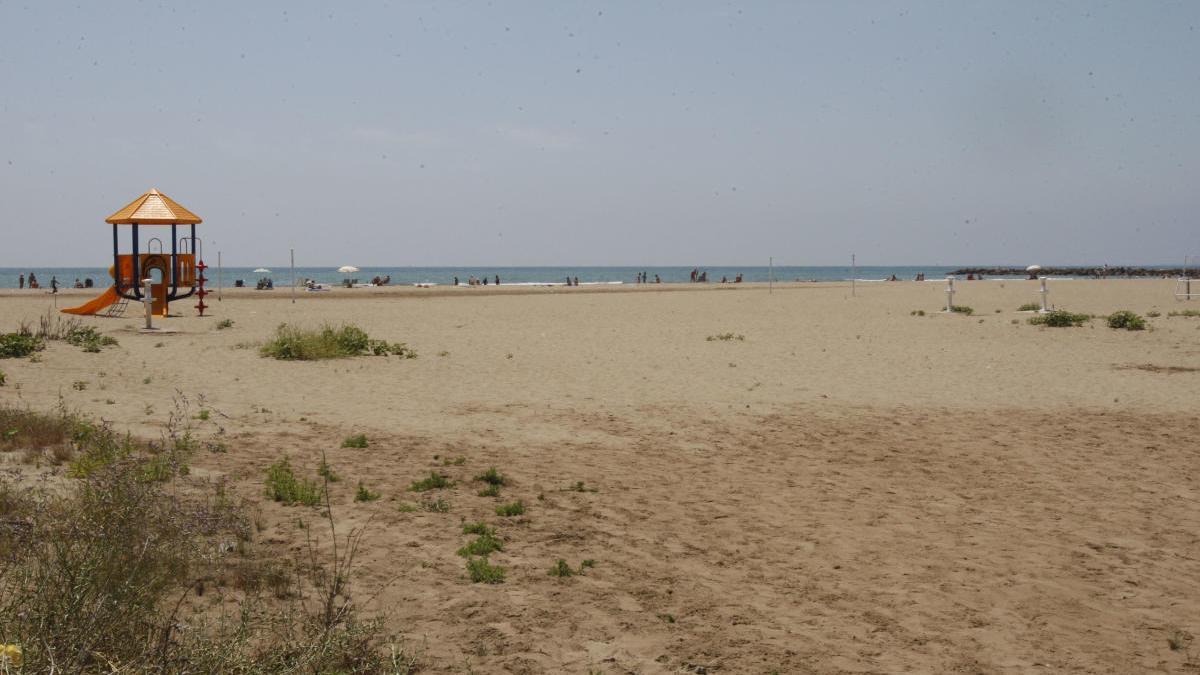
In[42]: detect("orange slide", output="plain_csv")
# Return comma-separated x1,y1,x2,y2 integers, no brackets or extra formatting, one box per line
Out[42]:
61,286,120,315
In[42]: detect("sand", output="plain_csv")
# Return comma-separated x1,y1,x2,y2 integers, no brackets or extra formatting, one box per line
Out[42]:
2,280,1198,672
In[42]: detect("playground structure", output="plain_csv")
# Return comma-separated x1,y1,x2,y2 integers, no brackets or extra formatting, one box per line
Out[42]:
1175,256,1197,301
63,188,208,317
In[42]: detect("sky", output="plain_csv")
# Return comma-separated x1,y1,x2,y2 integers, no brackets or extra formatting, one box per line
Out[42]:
1,1,1198,267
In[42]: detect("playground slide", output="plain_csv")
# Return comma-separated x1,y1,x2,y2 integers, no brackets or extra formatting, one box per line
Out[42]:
60,286,119,315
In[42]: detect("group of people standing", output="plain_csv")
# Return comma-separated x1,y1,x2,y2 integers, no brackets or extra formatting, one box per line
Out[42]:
16,273,93,292
634,271,661,284
455,275,500,286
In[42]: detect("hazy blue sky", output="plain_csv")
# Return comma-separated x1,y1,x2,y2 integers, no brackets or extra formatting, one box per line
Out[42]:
1,1,1197,267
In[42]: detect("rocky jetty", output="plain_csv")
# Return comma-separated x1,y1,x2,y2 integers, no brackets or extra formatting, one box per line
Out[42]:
950,266,1198,278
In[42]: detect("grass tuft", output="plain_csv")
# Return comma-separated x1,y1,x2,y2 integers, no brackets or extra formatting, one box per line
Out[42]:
457,532,504,557
1028,310,1091,327
264,457,323,506
409,471,452,492
260,323,416,360
354,481,381,502
495,500,526,517
1107,310,1146,331
466,557,505,584
341,433,369,448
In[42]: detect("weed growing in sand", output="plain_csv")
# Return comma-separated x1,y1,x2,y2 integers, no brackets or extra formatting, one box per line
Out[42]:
657,613,676,623
396,502,419,513
260,323,416,360
466,557,505,584
410,471,453,492
0,333,43,359
475,467,507,487
548,559,574,578
442,456,466,466
354,481,381,502
910,309,926,316
581,559,596,570
0,370,5,386
438,350,450,357
1018,302,1041,312
1168,309,1200,318
1106,310,1146,331
949,305,974,316
264,457,323,506
341,433,369,448
1167,627,1193,652
567,481,598,493
216,318,234,329
478,484,501,498
1029,310,1090,327
72,380,88,391
64,326,118,352
142,376,152,384
457,532,504,557
706,332,745,342
317,459,340,482
198,409,210,421
421,498,451,512
495,500,526,517
1146,310,1161,317
462,522,495,536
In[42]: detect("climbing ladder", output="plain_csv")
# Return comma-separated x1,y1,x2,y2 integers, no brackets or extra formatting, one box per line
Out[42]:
101,296,130,317
1176,255,1198,301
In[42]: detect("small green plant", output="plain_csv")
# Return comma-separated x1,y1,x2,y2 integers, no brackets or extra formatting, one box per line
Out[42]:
949,305,974,315
341,434,369,448
462,521,495,536
354,481,380,502
466,557,505,584
475,467,506,486
396,502,419,513
409,471,452,492
1106,310,1146,331
216,318,234,329
657,613,676,624
909,309,926,316
142,376,152,384
495,500,525,517
198,409,210,421
442,456,466,466
0,333,43,359
567,481,597,493
1018,302,1041,312
548,559,574,578
264,457,323,506
580,559,596,570
1168,309,1200,318
72,380,88,391
64,326,118,353
317,459,340,482
706,332,745,342
421,498,451,512
260,323,416,360
478,484,501,498
457,532,504,557
1167,627,1193,652
1029,310,1090,327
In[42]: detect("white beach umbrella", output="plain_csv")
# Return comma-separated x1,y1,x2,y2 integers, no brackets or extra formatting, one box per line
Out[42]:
1025,265,1042,272
338,266,360,274
253,268,271,273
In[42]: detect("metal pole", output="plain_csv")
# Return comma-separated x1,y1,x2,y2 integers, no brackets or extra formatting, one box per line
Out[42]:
945,276,955,312
768,256,773,294
217,251,222,301
291,248,296,303
851,254,856,297
1039,276,1050,312
143,277,154,329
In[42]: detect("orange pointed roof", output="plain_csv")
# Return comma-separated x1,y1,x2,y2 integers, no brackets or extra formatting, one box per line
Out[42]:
105,188,202,225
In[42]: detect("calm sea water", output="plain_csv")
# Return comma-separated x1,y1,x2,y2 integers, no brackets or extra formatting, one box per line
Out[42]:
1,265,1020,289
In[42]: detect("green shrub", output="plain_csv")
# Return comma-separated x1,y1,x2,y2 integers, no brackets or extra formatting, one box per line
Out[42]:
1028,310,1090,327
421,498,451,512
475,467,506,486
317,459,340,482
341,434,368,448
354,481,380,502
216,318,234,329
264,457,323,506
64,326,118,352
260,323,417,360
706,332,745,342
466,557,505,584
457,532,504,557
198,409,210,421
462,521,495,536
409,471,452,492
548,559,574,578
478,484,501,497
0,333,43,359
495,500,525,517
1106,310,1146,331
949,305,974,315
1017,302,1041,312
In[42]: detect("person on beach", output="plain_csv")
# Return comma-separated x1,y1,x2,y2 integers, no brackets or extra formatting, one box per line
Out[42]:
28,272,38,289
721,276,728,283
73,278,82,288
454,276,459,286
18,273,24,289
655,274,661,283
735,273,743,283
50,276,59,293
573,276,579,286
84,278,93,288
690,268,697,282
495,275,500,286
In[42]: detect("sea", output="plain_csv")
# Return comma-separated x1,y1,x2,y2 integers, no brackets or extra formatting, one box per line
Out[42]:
1,266,1035,289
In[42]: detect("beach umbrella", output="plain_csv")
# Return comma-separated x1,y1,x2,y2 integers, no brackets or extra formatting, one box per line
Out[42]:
1025,265,1042,272
338,266,359,274
254,268,271,274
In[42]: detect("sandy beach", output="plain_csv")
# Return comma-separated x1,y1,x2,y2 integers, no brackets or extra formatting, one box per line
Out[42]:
2,279,1198,672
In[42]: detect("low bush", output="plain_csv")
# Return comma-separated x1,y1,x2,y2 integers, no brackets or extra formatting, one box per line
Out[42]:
264,457,323,506
462,522,495,536
495,500,526,517
216,318,234,329
354,481,381,502
706,332,745,342
465,557,505,584
341,433,369,448
1017,302,1041,312
949,305,974,315
409,471,452,492
548,559,574,578
65,326,119,352
1028,310,1090,327
457,532,504,557
1106,310,1146,331
475,467,506,486
0,333,42,359
260,323,417,361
